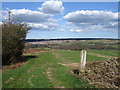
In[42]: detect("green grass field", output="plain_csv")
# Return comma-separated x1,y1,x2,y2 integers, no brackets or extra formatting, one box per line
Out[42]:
88,50,118,57
3,51,93,88
54,50,106,63
2,49,118,88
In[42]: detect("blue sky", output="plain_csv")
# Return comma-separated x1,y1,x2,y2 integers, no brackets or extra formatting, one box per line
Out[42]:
2,0,119,2
2,1,118,39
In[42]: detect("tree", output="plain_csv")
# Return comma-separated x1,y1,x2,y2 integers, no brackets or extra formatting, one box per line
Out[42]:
2,20,31,65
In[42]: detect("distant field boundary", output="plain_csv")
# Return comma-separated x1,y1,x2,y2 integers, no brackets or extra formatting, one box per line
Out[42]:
25,38,120,42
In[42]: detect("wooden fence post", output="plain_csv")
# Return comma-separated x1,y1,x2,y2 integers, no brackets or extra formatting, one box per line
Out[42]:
79,50,87,72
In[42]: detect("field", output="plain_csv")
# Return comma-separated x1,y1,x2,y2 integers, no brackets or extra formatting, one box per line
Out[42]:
2,39,119,88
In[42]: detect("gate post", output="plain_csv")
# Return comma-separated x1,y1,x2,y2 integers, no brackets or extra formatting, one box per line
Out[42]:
79,50,87,72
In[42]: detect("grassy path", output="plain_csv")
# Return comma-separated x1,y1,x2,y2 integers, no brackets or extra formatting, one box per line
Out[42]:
3,49,118,88
3,53,53,88
3,51,93,88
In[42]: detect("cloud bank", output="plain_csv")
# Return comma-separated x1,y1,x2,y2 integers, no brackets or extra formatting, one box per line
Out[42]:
7,0,65,31
4,9,58,31
11,9,52,22
64,10,118,32
3,1,118,33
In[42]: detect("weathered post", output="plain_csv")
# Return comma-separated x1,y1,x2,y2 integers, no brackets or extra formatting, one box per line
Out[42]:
79,50,87,72
8,11,11,25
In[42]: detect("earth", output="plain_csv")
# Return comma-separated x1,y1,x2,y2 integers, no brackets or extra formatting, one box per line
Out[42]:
72,57,120,88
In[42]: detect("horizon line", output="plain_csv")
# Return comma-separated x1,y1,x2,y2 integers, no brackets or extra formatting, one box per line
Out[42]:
25,37,119,39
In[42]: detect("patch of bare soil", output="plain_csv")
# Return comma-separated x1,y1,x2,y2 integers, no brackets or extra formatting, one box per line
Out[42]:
23,48,52,54
2,62,27,71
72,57,120,88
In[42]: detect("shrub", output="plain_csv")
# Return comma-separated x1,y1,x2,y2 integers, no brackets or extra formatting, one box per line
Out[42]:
2,21,31,65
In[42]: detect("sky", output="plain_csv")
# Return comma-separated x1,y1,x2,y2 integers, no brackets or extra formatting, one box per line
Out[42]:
2,1,119,39
2,0,120,2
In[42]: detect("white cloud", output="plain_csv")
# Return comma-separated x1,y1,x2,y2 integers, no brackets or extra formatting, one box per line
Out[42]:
59,29,65,31
70,29,83,32
45,22,58,30
28,23,49,30
64,10,117,24
39,0,64,14
10,9,52,22
48,18,58,22
27,22,58,31
66,22,73,25
64,10,118,32
2,8,58,31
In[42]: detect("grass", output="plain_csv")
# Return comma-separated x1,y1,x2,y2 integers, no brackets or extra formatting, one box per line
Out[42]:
3,51,94,88
51,65,91,88
4,49,116,88
0,72,1,89
3,57,53,88
88,50,118,57
54,50,105,63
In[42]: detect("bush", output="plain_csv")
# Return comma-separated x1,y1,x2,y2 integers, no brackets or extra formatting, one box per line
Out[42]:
2,21,31,65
